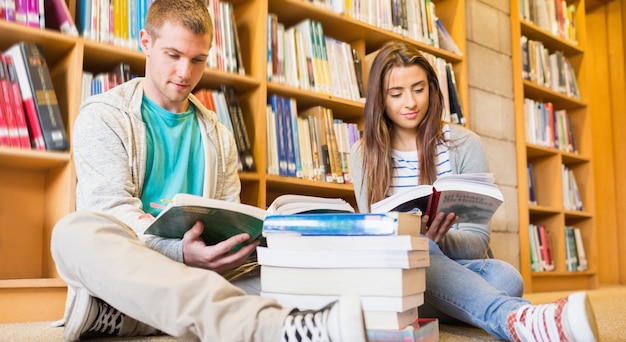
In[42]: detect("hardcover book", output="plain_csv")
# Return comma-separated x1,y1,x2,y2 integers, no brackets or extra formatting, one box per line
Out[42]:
1,54,30,148
256,246,429,269
4,42,69,151
264,234,429,251
44,0,79,36
371,172,503,226
260,266,426,296
364,307,419,330
262,212,422,236
367,318,439,342
144,193,266,250
260,291,425,313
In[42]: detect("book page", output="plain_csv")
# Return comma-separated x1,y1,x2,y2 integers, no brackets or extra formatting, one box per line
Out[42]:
266,194,355,215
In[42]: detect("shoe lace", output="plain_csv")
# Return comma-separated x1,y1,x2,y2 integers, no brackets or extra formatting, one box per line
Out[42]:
88,299,124,336
282,303,333,342
511,301,566,342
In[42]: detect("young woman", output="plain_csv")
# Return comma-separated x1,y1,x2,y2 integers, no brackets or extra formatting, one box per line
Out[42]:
350,40,598,342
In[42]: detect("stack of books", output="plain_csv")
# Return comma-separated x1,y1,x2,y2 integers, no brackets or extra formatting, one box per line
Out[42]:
259,211,433,336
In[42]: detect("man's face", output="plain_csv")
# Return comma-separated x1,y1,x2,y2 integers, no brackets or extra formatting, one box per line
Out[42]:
140,21,212,113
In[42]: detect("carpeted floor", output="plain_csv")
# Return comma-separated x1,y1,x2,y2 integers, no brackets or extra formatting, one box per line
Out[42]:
1,285,624,341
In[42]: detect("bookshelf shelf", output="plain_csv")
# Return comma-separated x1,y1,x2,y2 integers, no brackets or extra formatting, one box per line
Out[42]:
0,0,467,322
512,0,598,292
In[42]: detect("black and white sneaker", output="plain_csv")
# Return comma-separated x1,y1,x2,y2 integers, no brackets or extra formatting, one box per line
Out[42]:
63,287,158,341
281,295,367,342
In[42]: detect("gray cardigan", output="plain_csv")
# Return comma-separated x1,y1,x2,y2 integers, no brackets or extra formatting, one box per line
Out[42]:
349,124,493,259
72,78,241,262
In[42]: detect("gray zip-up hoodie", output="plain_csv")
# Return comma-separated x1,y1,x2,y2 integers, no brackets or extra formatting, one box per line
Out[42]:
350,124,494,260
72,78,241,262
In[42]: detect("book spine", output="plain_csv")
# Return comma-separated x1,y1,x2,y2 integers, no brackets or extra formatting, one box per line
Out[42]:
0,56,21,148
14,0,26,24
0,55,11,146
44,0,79,36
3,55,31,148
222,85,255,172
7,43,69,151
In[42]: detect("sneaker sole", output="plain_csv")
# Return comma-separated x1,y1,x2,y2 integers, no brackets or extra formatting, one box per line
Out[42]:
336,295,368,342
565,292,599,342
63,288,94,342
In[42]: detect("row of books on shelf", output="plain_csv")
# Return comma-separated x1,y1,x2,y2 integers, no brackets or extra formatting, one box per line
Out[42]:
519,0,578,43
194,86,256,172
81,62,137,103
266,95,359,184
7,0,246,75
267,15,365,102
310,0,461,56
520,36,581,100
266,14,463,126
561,164,583,212
527,163,583,211
0,41,69,151
1,0,79,36
529,223,587,272
523,98,577,153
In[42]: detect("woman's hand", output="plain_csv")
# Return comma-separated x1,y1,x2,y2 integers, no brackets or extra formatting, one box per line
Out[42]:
181,221,259,273
421,212,458,243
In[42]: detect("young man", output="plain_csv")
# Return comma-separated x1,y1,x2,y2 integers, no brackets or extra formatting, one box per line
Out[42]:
51,0,367,341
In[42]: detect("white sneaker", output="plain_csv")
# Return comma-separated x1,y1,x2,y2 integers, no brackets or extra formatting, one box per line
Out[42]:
63,288,159,341
507,292,599,342
281,295,367,342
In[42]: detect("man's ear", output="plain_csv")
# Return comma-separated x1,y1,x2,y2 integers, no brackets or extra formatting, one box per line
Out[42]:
139,29,151,56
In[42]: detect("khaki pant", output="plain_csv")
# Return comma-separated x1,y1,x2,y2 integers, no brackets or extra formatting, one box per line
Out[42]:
51,211,289,341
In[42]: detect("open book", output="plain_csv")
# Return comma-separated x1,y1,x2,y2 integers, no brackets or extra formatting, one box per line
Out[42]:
143,193,356,248
371,173,503,225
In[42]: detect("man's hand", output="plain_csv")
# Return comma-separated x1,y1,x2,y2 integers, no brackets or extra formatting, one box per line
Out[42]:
182,220,259,273
421,212,458,243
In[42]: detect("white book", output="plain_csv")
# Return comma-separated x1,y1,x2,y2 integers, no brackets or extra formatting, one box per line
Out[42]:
260,266,426,296
264,234,429,251
364,307,419,330
261,291,424,312
573,227,588,271
256,246,430,269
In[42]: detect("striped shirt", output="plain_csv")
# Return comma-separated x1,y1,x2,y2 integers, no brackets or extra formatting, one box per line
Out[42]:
388,124,453,196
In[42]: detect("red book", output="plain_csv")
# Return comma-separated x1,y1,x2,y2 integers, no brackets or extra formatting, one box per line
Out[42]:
3,54,31,148
538,225,555,271
5,42,68,151
0,55,21,147
0,67,10,146
44,0,79,36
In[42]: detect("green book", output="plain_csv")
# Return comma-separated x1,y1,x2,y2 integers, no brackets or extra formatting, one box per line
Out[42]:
144,193,266,251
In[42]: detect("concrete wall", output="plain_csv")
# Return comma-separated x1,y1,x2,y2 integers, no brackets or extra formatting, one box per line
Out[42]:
465,0,521,269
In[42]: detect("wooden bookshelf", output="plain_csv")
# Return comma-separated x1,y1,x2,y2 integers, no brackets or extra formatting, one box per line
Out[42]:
0,0,467,322
510,0,598,292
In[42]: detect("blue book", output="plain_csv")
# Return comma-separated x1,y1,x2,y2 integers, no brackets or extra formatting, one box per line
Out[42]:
262,212,421,236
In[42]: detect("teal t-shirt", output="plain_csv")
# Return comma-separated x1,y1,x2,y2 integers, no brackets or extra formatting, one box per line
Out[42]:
141,95,205,216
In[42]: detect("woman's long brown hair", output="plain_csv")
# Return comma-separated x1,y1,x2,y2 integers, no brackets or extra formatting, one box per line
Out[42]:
361,41,446,208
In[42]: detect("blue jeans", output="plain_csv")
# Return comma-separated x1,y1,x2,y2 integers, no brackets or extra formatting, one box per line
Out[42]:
418,240,530,340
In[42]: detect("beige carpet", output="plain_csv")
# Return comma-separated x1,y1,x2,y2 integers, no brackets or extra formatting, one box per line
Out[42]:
1,285,624,341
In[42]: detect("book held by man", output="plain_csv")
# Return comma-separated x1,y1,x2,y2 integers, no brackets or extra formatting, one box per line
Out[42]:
371,172,503,225
143,193,360,248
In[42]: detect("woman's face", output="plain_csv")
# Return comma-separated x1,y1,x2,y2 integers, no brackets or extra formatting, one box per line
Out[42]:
384,65,430,132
